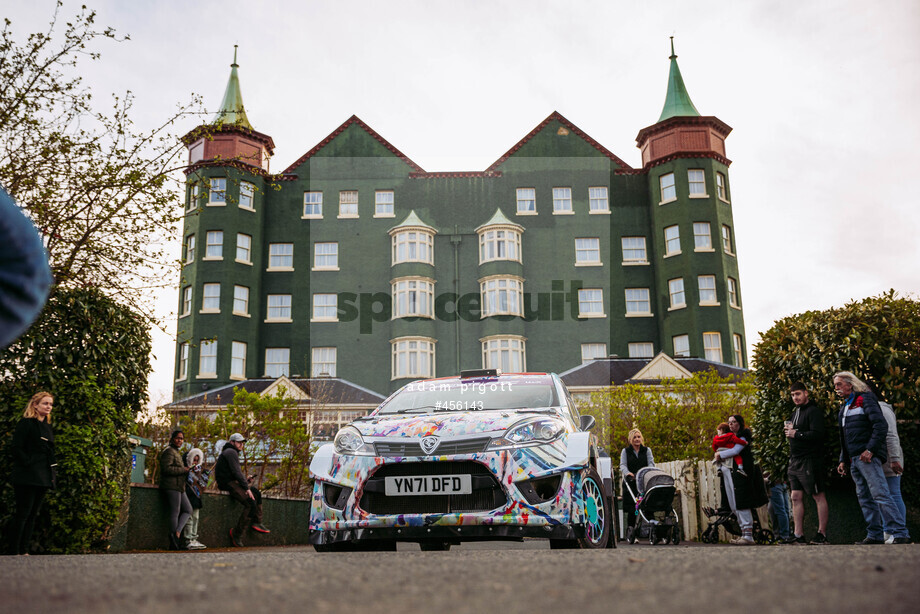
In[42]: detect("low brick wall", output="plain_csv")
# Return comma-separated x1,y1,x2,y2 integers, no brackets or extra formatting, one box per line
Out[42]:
108,484,311,551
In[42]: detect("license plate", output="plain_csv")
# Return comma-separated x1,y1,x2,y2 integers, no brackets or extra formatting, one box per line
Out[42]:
384,474,472,496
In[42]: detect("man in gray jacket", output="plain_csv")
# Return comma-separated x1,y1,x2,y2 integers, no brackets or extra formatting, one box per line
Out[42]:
215,433,270,546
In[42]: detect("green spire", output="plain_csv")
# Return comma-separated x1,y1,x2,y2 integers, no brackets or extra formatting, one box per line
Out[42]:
657,37,701,122
213,45,253,129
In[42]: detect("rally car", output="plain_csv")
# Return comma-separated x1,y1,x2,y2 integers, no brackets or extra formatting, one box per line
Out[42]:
308,370,614,551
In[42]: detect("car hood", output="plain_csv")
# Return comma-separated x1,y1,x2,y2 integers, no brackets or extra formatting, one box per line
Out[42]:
352,410,559,439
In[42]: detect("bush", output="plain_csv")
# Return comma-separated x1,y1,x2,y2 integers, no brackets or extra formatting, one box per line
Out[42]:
750,291,920,507
580,370,756,465
0,287,150,553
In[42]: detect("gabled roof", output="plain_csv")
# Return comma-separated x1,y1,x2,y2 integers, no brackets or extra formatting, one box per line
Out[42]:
165,377,385,409
283,115,426,175
485,111,633,173
475,208,522,232
389,209,438,234
560,356,746,388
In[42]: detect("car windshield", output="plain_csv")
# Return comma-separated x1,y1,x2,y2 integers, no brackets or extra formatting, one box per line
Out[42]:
376,375,559,415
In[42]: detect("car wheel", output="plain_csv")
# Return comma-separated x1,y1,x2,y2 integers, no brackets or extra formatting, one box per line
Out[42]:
576,468,610,549
419,541,451,551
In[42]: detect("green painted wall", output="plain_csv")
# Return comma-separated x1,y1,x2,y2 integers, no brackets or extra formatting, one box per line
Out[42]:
174,118,747,399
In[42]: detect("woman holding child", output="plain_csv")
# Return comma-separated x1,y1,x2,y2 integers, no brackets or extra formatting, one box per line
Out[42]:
713,414,758,545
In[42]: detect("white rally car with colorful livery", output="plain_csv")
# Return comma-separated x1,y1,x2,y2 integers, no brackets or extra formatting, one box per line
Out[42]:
309,370,614,551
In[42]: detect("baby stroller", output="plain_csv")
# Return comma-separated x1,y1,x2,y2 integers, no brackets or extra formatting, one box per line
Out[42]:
700,464,773,544
623,466,681,545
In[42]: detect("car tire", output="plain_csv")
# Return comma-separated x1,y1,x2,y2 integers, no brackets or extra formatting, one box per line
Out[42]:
576,468,610,549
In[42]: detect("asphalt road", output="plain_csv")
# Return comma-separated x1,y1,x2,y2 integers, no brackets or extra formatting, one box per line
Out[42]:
2,541,918,614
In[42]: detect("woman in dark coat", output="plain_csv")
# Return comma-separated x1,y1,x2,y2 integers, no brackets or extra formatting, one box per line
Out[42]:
8,391,56,555
714,414,758,545
619,428,655,537
159,430,192,550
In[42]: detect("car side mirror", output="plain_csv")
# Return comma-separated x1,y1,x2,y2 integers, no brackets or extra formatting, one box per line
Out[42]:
579,415,595,431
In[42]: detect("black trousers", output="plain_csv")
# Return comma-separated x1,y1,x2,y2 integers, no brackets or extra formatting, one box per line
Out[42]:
9,484,48,554
623,479,639,528
227,483,263,536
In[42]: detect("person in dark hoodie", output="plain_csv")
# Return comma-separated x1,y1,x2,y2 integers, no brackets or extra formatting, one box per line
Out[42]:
215,433,270,547
834,371,910,544
783,382,829,544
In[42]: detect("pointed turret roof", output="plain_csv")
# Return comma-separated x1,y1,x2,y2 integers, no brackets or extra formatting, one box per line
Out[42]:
213,45,253,129
388,210,437,234
475,208,523,232
657,38,701,123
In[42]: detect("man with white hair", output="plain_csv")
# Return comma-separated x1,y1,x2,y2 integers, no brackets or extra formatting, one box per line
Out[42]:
834,372,910,544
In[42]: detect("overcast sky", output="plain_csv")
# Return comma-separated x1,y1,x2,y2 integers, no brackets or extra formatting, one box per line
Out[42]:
8,0,920,406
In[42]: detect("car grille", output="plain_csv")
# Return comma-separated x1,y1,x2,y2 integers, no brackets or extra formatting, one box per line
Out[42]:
374,437,491,457
359,461,506,515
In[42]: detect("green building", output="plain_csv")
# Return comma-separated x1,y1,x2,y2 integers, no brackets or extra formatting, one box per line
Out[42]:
173,41,745,400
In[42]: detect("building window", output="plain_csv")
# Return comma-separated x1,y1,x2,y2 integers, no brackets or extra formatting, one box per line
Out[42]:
392,278,435,318
628,342,654,358
184,234,196,264
304,191,323,218
177,342,189,380
664,225,681,256
392,337,436,379
516,187,536,214
233,285,249,316
202,283,220,312
181,286,192,317
480,277,524,317
236,233,252,263
722,225,734,254
578,288,606,317
312,293,337,321
673,334,690,357
688,169,706,196
575,238,601,265
265,348,290,378
198,340,217,377
268,243,294,270
205,230,223,260
659,172,676,203
589,186,609,213
231,341,247,379
668,278,686,309
479,228,521,263
312,347,337,377
239,181,254,210
733,334,744,367
625,288,651,316
187,182,199,211
698,275,718,305
581,343,607,363
267,294,292,321
375,190,394,217
314,242,338,270
727,277,740,308
339,190,358,217
716,172,728,201
621,236,648,264
392,230,434,265
552,187,572,213
693,222,712,250
704,332,722,362
482,336,525,373
209,178,226,204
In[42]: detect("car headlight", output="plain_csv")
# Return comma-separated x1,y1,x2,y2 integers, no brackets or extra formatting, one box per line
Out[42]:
487,417,565,450
333,426,375,455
